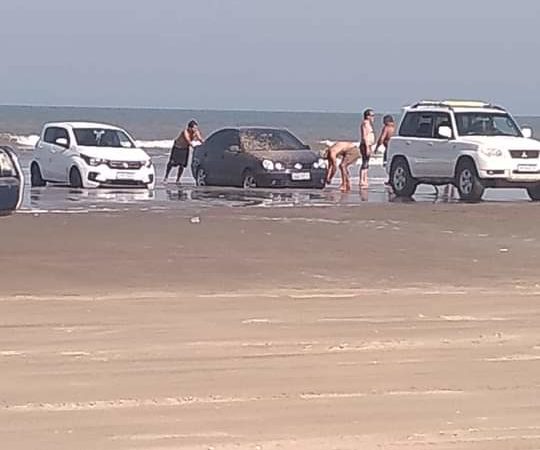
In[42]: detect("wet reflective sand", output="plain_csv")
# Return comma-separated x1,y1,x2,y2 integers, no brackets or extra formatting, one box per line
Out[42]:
16,150,531,214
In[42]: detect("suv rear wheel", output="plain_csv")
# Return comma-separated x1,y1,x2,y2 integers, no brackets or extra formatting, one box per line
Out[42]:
390,158,417,197
455,159,484,202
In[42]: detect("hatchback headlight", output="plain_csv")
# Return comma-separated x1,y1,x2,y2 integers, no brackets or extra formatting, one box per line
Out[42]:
480,148,503,157
275,162,284,171
262,159,274,171
81,154,107,166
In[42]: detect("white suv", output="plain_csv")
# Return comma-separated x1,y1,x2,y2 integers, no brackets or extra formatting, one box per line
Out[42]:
31,122,155,189
386,101,540,201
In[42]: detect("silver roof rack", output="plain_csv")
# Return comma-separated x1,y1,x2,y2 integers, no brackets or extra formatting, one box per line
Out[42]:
409,100,505,111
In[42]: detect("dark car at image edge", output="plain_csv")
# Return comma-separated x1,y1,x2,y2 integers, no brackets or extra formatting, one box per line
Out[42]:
191,127,327,189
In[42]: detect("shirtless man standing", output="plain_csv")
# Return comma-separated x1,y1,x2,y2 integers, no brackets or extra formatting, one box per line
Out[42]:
359,109,376,188
376,115,396,185
164,120,204,183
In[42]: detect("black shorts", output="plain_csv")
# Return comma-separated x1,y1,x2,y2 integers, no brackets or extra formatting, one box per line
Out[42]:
360,143,370,170
168,146,189,167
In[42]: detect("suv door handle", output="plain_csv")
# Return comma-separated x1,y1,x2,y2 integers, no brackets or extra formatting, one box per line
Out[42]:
427,142,434,147
405,141,412,145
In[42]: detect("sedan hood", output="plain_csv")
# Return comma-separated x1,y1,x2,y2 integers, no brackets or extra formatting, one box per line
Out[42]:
77,146,150,161
252,149,319,163
460,136,540,150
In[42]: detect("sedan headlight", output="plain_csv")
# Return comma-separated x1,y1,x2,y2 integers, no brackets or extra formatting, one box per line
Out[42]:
275,162,284,171
262,159,274,171
81,154,107,166
313,158,327,169
480,148,503,157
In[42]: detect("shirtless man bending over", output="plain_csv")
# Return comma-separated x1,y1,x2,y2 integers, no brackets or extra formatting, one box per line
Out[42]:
324,141,360,192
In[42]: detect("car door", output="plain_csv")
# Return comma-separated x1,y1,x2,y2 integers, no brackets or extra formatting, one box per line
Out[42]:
0,147,23,213
196,131,226,185
50,127,72,182
430,113,458,178
37,126,58,180
221,130,246,186
399,112,435,178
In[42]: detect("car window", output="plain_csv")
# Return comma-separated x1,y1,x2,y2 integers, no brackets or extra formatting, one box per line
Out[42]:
0,149,17,178
205,130,239,154
73,128,134,148
44,127,70,146
399,112,435,138
43,127,58,144
241,129,306,151
433,113,453,139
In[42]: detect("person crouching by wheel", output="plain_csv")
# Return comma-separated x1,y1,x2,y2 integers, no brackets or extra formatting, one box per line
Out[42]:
164,120,204,184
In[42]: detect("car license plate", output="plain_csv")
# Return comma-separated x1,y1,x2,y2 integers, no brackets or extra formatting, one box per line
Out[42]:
517,164,537,173
116,171,135,180
291,172,311,181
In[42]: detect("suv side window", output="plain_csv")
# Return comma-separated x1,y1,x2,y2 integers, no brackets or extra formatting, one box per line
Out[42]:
433,113,454,139
399,112,434,138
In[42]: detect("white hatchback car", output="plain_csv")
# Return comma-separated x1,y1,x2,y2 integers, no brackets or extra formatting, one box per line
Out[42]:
386,101,540,201
31,122,155,189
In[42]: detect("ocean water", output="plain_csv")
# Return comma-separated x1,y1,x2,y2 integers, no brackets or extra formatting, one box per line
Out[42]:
4,105,539,152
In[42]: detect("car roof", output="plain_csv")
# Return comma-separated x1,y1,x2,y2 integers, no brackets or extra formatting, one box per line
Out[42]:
404,100,508,115
212,126,290,132
43,122,123,130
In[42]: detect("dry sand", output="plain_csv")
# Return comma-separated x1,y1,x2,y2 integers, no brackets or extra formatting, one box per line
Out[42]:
1,203,539,449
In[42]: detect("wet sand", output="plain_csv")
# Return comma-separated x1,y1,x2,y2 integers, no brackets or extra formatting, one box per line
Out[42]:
1,204,540,449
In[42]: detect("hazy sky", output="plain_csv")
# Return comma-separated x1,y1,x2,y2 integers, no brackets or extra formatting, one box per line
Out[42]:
1,0,539,113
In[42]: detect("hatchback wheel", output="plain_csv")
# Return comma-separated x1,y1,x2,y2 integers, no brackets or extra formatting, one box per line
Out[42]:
30,162,46,187
69,167,83,188
455,160,484,202
242,171,258,189
390,158,417,197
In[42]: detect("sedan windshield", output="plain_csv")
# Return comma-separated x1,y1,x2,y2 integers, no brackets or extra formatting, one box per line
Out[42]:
74,128,135,148
241,129,307,151
455,112,522,137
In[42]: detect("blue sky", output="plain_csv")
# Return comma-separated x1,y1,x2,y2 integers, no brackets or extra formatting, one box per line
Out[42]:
1,0,539,113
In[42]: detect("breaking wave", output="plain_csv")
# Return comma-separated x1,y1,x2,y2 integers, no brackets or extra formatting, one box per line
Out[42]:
0,134,174,150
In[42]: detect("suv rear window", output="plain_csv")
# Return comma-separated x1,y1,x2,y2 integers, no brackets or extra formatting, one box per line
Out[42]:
399,112,433,138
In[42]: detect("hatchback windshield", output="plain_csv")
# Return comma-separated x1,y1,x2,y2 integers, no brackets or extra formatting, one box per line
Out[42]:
74,128,135,148
455,113,522,137
241,129,307,151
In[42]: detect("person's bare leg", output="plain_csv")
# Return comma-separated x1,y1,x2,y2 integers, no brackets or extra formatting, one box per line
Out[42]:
360,169,369,188
176,167,184,183
340,163,351,192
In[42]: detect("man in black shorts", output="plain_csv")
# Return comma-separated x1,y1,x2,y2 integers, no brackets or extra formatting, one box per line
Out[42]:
164,120,203,183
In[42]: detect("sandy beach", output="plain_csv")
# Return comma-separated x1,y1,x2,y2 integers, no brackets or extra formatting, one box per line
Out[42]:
1,204,540,449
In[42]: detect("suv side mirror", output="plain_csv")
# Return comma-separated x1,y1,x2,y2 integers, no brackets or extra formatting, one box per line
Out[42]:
228,145,241,153
522,127,533,139
55,137,69,148
438,126,453,140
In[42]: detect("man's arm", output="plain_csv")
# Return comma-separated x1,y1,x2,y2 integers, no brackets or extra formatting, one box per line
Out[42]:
377,127,388,148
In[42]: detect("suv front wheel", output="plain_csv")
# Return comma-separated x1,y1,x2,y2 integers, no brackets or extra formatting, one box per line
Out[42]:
455,159,484,202
390,158,417,197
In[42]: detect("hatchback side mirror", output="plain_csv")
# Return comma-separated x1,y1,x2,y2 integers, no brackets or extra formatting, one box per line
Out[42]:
228,145,241,153
522,127,533,139
438,126,453,140
55,137,69,148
